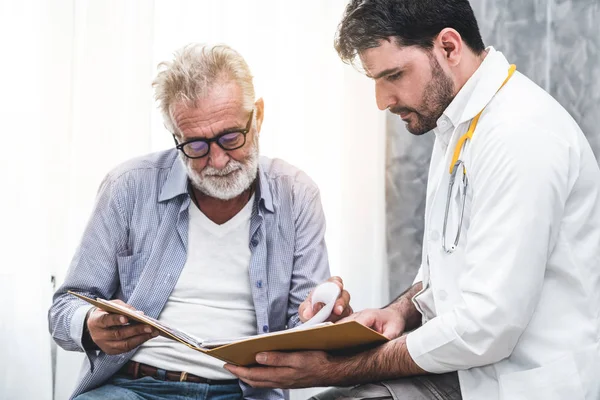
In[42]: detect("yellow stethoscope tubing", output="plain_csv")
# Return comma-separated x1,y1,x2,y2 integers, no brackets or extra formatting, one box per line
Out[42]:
442,64,517,254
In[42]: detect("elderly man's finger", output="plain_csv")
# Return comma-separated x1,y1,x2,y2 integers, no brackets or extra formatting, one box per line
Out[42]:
110,299,145,314
333,290,351,315
298,300,310,321
327,276,344,290
300,306,311,321
110,299,136,310
311,302,325,315
299,286,318,322
101,324,157,342
338,305,353,319
116,332,158,353
95,311,129,328
300,300,324,322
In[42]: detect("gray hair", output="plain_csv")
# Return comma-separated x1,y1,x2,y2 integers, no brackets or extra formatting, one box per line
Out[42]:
153,43,255,135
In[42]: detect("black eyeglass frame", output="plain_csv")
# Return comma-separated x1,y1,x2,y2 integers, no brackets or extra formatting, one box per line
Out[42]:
173,109,254,159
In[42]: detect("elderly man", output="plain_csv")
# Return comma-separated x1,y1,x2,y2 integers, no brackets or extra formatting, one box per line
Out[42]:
49,43,349,400
225,1,600,399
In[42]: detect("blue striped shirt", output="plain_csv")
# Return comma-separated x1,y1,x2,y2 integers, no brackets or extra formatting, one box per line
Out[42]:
49,149,330,399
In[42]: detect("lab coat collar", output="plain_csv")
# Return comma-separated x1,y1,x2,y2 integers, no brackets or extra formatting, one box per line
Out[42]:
444,47,512,128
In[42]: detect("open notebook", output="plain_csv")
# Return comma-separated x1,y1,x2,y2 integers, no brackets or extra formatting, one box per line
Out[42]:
69,289,388,366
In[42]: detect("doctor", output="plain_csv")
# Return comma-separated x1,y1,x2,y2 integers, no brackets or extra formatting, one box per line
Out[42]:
225,0,600,399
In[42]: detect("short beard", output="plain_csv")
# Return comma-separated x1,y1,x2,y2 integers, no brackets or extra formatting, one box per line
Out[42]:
390,52,455,136
183,136,259,201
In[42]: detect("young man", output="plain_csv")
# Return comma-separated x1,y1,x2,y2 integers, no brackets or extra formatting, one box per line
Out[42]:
226,1,600,399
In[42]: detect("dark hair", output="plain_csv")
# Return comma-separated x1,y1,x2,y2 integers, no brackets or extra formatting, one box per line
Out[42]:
335,0,486,64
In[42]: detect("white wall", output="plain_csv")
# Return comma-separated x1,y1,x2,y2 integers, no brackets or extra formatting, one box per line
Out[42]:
0,1,387,399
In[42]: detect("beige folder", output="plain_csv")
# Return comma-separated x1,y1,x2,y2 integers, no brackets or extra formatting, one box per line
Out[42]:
69,291,389,366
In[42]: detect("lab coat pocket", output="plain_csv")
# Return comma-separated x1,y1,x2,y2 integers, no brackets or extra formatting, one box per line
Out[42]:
116,250,147,300
499,354,585,400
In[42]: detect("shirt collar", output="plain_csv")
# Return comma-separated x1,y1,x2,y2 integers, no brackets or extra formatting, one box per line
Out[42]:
158,153,274,213
256,160,274,213
159,155,188,202
432,115,454,148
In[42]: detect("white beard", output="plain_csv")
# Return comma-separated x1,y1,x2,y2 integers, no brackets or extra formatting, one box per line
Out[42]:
183,138,259,201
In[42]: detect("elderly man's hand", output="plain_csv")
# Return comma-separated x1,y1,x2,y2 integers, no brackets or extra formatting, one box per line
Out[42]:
298,276,353,323
86,300,159,355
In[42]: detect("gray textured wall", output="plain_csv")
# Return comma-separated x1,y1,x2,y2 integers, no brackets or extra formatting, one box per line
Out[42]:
386,0,600,300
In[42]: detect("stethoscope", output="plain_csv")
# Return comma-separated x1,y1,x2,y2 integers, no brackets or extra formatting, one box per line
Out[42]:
442,64,517,254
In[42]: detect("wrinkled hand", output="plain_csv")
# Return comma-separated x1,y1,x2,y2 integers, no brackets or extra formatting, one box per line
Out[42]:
298,276,353,323
225,350,338,389
340,308,405,340
86,300,159,355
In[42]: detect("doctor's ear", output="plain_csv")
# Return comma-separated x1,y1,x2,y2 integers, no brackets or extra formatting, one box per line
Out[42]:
435,28,463,67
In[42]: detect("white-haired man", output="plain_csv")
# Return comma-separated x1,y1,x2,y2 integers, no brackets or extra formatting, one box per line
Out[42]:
49,43,351,400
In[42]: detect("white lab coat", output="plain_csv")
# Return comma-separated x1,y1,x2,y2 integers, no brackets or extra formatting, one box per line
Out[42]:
405,48,600,400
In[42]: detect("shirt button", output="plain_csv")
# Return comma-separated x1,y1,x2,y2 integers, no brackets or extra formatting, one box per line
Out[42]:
256,280,262,289
438,290,448,301
262,325,269,333
439,119,448,128
251,238,259,247
429,230,440,241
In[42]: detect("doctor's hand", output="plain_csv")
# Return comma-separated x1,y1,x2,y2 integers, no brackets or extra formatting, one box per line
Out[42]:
225,350,341,389
340,308,405,340
298,276,353,323
85,300,159,355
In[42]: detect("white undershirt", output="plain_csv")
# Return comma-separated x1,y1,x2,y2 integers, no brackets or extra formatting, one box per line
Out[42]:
132,195,257,379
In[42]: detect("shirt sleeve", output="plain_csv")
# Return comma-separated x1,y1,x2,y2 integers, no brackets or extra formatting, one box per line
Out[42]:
48,173,130,367
406,121,577,372
286,187,331,328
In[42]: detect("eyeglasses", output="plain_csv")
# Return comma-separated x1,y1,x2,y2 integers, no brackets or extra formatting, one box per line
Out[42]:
173,109,254,159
